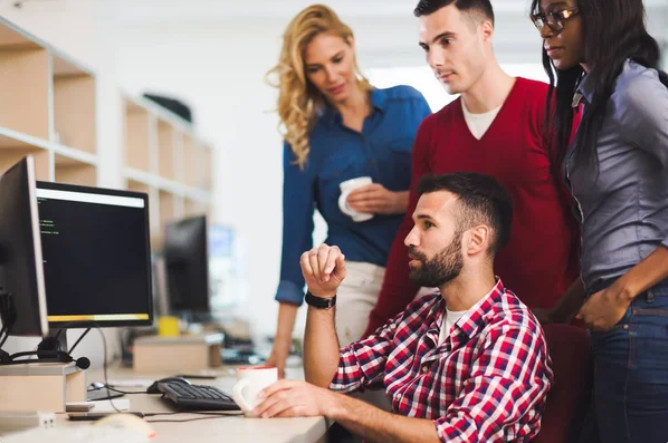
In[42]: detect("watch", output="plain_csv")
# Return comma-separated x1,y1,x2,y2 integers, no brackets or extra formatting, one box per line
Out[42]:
305,291,336,310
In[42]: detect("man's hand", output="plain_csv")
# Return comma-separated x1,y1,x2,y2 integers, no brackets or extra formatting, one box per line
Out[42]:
301,244,347,298
577,285,632,331
253,380,340,418
347,184,408,215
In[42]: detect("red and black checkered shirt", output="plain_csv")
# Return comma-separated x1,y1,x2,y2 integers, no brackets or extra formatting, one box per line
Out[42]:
330,279,554,442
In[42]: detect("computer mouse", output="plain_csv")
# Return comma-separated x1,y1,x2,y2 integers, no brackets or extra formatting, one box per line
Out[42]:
88,381,106,390
94,413,156,438
146,376,192,394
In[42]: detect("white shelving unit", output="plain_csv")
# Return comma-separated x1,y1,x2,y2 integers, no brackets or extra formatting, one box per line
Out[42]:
0,17,98,186
123,94,213,249
0,16,214,251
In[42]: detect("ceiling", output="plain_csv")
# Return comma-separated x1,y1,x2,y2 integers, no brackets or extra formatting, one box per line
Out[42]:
119,0,668,25
117,0,564,25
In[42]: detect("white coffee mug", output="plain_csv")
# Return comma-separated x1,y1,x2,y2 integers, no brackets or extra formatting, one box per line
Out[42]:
232,366,278,417
338,176,374,222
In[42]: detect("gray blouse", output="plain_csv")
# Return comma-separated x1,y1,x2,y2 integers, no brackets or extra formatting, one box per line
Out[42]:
566,59,668,292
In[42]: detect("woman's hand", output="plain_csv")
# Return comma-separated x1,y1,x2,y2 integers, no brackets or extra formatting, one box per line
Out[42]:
346,184,408,215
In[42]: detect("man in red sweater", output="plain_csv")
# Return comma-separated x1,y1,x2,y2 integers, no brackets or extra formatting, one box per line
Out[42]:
362,0,580,335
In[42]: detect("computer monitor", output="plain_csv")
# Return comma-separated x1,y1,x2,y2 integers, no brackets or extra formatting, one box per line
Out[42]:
35,181,153,335
164,215,209,319
0,156,48,340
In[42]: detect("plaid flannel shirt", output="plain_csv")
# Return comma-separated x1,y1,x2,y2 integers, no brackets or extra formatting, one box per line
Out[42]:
330,279,553,442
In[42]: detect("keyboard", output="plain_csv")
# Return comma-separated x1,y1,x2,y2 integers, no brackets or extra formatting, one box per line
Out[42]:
157,382,240,411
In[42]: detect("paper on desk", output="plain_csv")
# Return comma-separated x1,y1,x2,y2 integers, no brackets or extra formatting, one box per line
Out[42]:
67,399,130,413
106,379,153,388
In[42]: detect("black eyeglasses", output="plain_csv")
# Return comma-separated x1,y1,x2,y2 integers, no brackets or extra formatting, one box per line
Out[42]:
531,7,579,33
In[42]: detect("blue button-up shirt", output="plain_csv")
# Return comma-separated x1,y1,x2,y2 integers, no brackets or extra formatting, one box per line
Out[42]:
276,86,431,306
566,60,668,292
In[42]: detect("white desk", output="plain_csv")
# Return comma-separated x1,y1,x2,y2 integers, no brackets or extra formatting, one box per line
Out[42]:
58,366,330,443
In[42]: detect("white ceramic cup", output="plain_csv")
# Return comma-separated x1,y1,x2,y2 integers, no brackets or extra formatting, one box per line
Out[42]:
232,366,278,417
338,176,374,222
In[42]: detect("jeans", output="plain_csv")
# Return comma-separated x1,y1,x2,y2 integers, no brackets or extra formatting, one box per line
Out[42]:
586,280,668,443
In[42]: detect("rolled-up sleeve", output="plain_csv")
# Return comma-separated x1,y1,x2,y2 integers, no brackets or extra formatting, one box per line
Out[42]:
329,312,402,393
434,324,553,443
275,142,315,306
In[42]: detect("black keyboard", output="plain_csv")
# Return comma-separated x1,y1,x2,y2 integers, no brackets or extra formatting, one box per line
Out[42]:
157,382,240,411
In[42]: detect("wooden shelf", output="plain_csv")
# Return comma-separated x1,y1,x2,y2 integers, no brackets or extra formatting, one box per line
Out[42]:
125,100,152,173
185,198,210,218
183,134,196,188
54,154,97,186
127,179,161,249
0,141,49,182
53,55,96,154
198,143,213,190
122,92,214,250
0,18,99,189
158,119,177,181
0,46,50,140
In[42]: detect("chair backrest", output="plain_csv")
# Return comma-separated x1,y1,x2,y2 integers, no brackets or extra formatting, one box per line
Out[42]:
532,323,593,443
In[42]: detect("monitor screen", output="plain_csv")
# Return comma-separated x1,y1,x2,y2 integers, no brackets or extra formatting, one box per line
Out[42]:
164,215,209,315
36,181,153,328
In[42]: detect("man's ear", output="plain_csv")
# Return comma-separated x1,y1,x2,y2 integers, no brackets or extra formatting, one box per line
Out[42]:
466,225,490,256
480,19,494,43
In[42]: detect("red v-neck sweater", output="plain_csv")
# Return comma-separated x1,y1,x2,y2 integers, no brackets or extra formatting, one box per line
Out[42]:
365,77,580,335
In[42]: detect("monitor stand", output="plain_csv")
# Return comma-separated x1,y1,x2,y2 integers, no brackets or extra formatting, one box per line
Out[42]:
0,328,89,368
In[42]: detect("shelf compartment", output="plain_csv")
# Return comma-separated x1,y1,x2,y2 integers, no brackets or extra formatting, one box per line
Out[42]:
157,120,177,181
125,100,152,173
195,143,213,190
0,46,50,140
54,154,97,187
185,198,210,218
127,179,160,249
53,55,96,154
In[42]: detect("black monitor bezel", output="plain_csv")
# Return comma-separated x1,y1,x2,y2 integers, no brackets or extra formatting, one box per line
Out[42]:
36,180,154,329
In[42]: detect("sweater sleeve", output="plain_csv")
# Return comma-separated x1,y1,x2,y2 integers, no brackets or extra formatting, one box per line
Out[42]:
364,114,435,336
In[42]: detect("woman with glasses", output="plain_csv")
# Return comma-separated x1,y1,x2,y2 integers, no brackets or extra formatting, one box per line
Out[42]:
530,0,668,441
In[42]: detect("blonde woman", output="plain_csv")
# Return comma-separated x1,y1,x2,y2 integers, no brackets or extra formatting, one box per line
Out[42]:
266,4,431,377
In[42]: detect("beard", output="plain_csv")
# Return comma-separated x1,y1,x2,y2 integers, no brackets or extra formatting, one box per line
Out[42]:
408,233,464,288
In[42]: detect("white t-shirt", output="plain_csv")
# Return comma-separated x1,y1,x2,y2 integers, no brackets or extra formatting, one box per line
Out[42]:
461,100,502,140
438,308,467,346
438,287,497,346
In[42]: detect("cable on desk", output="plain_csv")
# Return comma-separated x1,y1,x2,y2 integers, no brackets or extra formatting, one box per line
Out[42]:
96,325,123,414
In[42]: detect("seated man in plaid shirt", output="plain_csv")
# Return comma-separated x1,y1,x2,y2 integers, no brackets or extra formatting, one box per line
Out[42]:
254,172,554,443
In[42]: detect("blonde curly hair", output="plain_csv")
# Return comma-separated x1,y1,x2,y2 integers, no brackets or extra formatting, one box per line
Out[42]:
267,4,372,168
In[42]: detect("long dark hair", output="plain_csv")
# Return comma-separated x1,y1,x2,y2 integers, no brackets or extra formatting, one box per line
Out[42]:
531,0,668,171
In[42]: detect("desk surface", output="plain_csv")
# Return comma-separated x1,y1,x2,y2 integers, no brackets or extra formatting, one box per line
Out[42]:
59,366,329,443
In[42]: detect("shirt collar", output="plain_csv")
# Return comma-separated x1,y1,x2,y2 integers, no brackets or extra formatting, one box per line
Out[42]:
322,87,384,129
577,59,634,106
451,278,506,339
576,72,595,106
